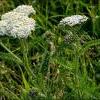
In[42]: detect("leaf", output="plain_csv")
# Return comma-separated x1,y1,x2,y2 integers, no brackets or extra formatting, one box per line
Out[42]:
79,39,100,56
22,73,30,91
93,16,100,35
0,52,22,64
0,42,23,65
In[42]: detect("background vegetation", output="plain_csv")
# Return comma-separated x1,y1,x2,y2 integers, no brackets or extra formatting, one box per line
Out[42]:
0,0,100,99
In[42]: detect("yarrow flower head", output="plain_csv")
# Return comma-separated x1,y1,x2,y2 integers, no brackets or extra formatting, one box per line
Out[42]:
59,15,88,27
0,20,8,36
13,5,36,16
6,17,35,38
0,5,36,38
1,11,27,20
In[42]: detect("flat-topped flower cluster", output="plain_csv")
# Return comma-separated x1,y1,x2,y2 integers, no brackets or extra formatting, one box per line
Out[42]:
59,15,88,27
0,5,36,38
0,5,88,39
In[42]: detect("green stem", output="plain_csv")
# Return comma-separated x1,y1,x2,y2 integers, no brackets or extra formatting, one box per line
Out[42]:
79,39,100,56
46,0,48,28
0,42,23,64
20,39,34,77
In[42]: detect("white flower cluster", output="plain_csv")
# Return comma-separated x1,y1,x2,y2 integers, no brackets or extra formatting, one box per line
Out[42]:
59,15,88,27
6,17,35,38
1,12,26,20
0,20,8,36
0,5,36,38
13,5,36,16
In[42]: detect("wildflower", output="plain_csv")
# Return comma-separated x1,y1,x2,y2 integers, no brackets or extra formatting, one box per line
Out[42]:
0,5,36,38
59,15,88,27
0,20,8,36
13,5,36,16
1,11,26,20
6,17,35,38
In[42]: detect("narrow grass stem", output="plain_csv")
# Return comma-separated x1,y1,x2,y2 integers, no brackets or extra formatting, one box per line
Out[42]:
0,41,23,64
78,39,100,56
45,0,48,28
20,39,34,77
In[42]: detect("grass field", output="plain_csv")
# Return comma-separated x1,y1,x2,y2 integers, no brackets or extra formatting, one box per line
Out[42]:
0,0,100,100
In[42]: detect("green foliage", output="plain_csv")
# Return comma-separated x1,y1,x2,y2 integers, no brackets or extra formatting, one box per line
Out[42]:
0,0,100,100
93,16,100,35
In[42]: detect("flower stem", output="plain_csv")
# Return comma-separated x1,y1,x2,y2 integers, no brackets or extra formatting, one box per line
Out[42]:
20,39,33,77
0,41,23,64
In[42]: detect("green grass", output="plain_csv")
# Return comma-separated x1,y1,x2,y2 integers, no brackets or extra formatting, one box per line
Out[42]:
0,0,100,100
